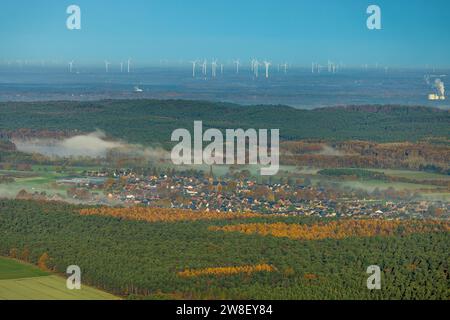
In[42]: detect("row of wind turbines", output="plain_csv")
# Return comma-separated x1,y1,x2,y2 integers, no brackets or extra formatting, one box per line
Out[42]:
311,60,343,74
62,59,391,77
68,59,133,73
0,59,409,76
190,59,289,79
66,58,290,78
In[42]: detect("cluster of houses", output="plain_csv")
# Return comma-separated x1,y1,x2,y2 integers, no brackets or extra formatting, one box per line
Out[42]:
67,169,450,219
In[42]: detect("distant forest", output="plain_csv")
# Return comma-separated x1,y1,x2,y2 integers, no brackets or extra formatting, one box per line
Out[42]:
0,100,448,147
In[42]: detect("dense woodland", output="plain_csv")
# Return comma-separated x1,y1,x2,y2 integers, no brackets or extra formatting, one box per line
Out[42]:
0,100,449,146
0,199,448,300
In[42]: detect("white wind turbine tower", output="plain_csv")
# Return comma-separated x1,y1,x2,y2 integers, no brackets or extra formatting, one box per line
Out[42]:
127,58,131,73
282,62,288,74
202,59,207,77
120,62,124,73
104,60,111,73
68,61,74,73
233,59,240,74
311,62,315,73
263,61,271,79
253,60,260,77
190,60,197,77
220,63,224,75
211,59,218,78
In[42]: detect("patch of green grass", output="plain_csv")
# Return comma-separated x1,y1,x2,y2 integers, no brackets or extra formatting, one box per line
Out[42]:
0,258,48,280
368,169,450,181
0,275,119,300
0,169,70,199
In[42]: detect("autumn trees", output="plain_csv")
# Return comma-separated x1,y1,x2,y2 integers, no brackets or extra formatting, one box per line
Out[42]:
208,219,450,241
79,206,264,223
178,264,276,278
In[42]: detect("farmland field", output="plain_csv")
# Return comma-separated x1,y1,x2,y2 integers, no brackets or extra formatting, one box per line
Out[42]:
0,257,119,300
0,257,48,280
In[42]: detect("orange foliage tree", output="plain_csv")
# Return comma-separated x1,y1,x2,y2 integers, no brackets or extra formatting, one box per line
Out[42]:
79,207,264,223
209,219,450,240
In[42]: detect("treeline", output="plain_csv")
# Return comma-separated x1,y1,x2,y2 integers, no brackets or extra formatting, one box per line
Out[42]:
0,199,448,299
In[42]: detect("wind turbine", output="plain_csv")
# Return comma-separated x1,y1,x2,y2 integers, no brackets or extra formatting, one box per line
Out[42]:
233,59,240,74
282,62,288,74
202,59,207,77
263,61,271,79
127,58,131,73
311,62,315,74
68,61,74,73
220,63,224,75
190,60,197,77
120,62,124,73
104,60,111,73
253,60,260,78
211,59,218,78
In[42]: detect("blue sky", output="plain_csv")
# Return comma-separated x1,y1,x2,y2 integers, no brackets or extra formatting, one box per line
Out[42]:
0,0,449,67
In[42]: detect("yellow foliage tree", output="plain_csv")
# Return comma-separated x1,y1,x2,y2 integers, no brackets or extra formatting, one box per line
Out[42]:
38,252,50,271
9,248,17,259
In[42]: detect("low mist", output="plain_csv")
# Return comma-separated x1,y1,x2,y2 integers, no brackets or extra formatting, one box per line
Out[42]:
12,130,170,161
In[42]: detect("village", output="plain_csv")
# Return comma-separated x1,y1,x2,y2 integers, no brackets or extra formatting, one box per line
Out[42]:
52,168,449,220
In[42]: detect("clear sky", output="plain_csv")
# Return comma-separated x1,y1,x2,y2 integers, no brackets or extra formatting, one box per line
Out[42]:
0,0,449,67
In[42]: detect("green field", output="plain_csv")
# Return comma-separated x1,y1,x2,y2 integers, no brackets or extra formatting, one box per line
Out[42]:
0,257,48,280
0,173,69,199
0,166,103,201
0,257,119,300
368,169,450,181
